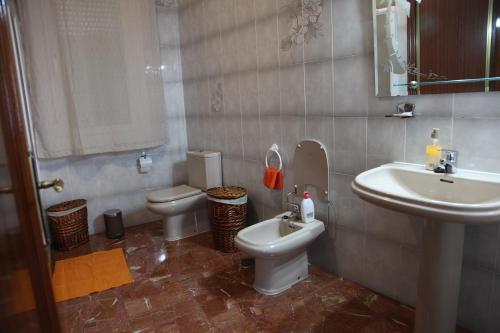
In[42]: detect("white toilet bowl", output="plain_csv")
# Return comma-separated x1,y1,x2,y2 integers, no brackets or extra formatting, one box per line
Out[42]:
235,212,325,295
146,185,210,241
145,150,222,241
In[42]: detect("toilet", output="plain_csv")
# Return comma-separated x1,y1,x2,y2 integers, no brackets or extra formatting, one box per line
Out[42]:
235,212,325,295
146,151,222,241
235,139,329,295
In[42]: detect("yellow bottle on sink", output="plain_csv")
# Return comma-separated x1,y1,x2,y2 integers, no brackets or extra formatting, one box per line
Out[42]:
425,128,441,171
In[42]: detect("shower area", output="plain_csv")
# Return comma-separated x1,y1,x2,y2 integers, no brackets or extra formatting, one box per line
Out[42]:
7,0,189,254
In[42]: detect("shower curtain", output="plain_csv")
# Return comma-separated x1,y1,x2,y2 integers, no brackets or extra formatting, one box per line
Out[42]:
17,0,167,158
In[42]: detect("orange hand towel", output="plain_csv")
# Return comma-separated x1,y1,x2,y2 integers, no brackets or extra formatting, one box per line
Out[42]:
263,167,283,190
274,169,283,190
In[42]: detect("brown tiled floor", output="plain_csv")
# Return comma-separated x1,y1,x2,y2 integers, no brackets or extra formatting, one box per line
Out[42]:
54,222,469,332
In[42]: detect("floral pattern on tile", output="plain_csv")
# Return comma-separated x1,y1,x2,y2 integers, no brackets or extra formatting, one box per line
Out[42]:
280,0,323,52
156,0,177,8
210,80,224,113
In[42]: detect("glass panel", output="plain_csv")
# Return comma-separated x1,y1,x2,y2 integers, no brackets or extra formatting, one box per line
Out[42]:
0,105,41,333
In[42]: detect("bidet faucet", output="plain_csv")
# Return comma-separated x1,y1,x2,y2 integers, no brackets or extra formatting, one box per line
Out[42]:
288,203,300,220
286,190,301,220
434,149,458,174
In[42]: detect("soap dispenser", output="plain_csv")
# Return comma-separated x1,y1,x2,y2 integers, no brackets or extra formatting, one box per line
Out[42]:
425,128,441,171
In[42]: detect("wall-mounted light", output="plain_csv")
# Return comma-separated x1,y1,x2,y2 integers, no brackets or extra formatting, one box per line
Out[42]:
496,17,500,28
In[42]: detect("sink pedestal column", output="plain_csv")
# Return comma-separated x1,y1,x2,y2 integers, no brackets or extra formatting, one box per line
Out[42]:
414,220,465,333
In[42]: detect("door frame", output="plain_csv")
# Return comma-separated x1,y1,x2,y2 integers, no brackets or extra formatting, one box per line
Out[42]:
0,0,60,331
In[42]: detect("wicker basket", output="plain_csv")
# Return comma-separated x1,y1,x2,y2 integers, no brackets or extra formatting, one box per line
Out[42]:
207,186,247,253
46,199,89,251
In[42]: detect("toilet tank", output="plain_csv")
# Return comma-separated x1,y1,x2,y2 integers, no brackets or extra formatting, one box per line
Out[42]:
187,150,222,190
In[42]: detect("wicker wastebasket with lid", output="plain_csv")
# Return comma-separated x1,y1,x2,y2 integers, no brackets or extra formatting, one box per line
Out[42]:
46,199,89,251
207,186,247,253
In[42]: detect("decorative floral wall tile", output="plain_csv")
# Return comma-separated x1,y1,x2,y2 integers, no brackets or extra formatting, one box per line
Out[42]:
280,0,323,52
210,80,224,113
156,0,177,9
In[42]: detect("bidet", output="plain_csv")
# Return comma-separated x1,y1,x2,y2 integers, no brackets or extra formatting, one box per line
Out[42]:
235,213,325,295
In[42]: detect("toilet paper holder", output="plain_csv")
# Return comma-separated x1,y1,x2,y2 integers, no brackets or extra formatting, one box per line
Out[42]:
137,151,153,174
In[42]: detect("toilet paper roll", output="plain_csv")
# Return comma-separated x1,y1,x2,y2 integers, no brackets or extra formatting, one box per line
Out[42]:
137,156,153,174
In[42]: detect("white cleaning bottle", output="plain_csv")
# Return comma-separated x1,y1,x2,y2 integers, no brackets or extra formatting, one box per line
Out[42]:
300,191,315,223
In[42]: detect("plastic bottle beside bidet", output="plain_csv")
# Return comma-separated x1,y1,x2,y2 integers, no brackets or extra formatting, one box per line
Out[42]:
300,191,315,223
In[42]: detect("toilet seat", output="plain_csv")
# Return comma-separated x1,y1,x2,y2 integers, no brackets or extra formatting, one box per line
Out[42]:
147,185,202,203
146,186,209,242
145,150,221,241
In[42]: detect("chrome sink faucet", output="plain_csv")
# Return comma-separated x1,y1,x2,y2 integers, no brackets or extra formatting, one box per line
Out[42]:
434,149,458,174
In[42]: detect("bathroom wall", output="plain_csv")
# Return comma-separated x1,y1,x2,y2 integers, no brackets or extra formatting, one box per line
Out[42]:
177,0,500,332
37,1,188,235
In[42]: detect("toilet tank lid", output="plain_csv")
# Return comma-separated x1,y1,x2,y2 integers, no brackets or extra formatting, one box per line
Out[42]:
147,185,202,203
187,150,221,158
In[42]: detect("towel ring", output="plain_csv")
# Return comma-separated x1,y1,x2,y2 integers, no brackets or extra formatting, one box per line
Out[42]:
265,144,283,170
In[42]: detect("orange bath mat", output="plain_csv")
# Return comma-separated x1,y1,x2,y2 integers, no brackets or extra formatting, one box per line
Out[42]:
9,269,36,314
52,248,133,302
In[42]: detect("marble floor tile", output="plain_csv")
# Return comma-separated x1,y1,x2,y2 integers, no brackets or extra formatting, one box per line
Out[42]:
54,222,471,333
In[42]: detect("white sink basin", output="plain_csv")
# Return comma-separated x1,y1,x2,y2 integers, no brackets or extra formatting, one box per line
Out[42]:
352,162,500,333
352,162,500,224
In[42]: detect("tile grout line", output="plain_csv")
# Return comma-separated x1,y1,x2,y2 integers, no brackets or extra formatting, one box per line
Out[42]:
276,0,284,173
301,0,307,138
450,94,455,147
252,0,264,214
219,0,229,160
201,0,211,151
253,0,261,149
365,116,368,172
403,118,407,162
326,0,335,233
234,1,245,162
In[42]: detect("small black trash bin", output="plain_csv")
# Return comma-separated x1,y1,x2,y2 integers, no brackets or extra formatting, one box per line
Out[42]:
103,209,124,239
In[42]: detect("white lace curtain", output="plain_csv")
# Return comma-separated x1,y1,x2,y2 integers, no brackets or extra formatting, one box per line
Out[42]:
18,0,167,158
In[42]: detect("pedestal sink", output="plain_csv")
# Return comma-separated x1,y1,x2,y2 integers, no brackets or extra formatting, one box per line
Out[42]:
352,163,500,333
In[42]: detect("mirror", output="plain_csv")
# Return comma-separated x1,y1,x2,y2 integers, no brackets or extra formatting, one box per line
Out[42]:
374,0,500,96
